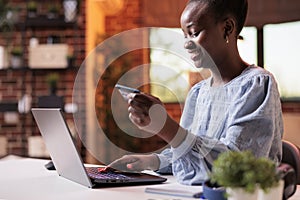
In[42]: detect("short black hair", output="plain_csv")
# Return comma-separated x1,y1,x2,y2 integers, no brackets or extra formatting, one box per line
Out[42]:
188,0,248,35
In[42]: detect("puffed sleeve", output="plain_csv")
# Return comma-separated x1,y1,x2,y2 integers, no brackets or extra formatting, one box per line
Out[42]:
220,73,283,161
171,71,283,185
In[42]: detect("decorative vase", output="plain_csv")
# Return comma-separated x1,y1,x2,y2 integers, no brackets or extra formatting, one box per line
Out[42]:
63,0,77,22
258,180,284,200
226,187,258,200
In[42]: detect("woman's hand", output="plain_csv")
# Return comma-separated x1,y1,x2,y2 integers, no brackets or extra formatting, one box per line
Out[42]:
107,154,160,172
127,93,188,147
127,93,167,135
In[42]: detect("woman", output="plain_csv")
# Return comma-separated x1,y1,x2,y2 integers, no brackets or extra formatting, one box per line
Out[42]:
109,0,283,185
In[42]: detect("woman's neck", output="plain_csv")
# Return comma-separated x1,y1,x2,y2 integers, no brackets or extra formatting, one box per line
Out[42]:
210,54,249,87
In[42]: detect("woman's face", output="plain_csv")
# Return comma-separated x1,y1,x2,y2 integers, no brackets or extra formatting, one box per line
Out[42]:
180,2,227,68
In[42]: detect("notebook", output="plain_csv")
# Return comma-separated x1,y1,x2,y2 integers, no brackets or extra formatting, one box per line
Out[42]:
31,108,167,188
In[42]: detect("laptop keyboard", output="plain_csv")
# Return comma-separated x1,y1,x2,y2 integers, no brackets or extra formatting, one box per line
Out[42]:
86,167,133,180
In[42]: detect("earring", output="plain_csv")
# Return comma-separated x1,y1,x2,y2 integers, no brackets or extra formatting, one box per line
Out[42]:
225,36,229,44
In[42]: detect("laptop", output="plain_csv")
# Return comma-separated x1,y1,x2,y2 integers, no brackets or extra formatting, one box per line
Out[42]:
31,108,167,188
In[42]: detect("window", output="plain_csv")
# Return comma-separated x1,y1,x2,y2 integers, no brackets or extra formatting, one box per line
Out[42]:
238,26,258,65
264,21,300,99
150,24,300,101
149,28,197,103
149,27,258,102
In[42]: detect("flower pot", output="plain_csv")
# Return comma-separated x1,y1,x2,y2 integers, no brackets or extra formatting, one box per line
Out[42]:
226,187,258,200
49,86,57,95
10,56,22,68
67,57,74,67
203,180,227,200
27,10,37,18
258,180,284,200
47,12,59,19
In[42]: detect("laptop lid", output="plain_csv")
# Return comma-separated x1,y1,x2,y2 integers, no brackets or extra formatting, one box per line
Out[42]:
31,108,167,188
31,108,94,188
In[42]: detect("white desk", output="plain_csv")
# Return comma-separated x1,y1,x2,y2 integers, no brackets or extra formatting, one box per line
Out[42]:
0,157,299,200
0,157,202,200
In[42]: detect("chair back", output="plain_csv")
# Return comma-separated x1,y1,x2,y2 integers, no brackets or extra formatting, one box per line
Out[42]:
280,140,300,199
282,140,300,184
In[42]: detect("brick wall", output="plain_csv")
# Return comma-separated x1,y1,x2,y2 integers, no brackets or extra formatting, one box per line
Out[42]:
0,0,183,158
0,0,86,157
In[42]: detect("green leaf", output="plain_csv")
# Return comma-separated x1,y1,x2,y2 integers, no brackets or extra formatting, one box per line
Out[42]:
210,151,280,193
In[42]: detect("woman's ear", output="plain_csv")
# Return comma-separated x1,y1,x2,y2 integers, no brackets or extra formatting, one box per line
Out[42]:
223,18,236,42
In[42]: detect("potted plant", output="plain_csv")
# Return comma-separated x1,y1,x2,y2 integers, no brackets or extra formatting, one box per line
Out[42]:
38,73,64,109
10,46,23,68
5,5,21,24
27,1,38,18
46,73,59,95
209,151,283,200
47,4,59,19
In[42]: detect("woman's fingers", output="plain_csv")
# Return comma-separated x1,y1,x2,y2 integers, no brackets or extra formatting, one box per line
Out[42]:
127,93,151,126
108,155,139,171
128,93,161,108
128,95,151,115
127,93,167,134
128,105,151,125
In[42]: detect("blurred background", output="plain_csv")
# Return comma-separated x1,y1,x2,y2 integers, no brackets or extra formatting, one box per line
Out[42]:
0,0,299,164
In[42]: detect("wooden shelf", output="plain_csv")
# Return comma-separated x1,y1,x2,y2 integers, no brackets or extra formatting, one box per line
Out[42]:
22,15,76,28
0,102,18,112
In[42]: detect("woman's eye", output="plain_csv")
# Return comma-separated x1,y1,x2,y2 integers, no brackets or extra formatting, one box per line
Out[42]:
191,32,200,38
